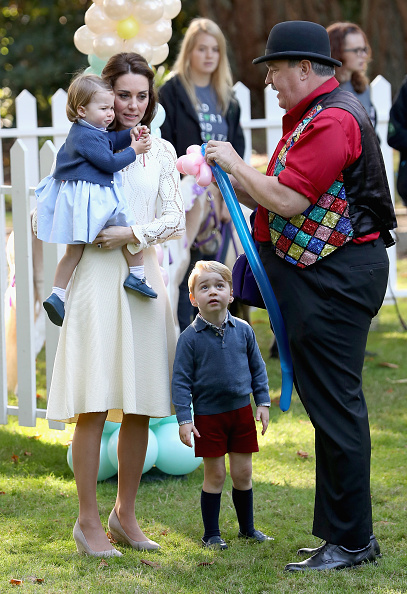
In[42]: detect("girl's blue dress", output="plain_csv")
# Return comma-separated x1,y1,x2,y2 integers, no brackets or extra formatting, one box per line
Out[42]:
36,173,135,244
35,120,136,244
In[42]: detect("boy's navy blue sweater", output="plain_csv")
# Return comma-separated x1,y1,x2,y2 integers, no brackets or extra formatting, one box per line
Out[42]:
172,312,270,424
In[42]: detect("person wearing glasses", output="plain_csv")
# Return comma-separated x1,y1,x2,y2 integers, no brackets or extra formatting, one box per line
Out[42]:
327,22,377,130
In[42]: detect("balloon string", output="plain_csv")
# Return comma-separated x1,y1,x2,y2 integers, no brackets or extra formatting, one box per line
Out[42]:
201,144,293,411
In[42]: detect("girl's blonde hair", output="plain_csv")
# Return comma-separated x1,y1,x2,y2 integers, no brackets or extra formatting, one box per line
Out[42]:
188,260,233,296
326,22,371,93
172,18,233,114
66,73,113,123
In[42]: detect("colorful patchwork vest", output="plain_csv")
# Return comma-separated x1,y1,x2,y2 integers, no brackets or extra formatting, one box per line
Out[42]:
269,104,354,268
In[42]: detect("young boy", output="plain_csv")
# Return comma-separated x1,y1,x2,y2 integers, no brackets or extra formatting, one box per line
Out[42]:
171,260,273,550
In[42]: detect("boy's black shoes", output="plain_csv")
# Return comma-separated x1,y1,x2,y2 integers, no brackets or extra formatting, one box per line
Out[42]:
285,542,377,571
201,536,228,550
238,529,274,542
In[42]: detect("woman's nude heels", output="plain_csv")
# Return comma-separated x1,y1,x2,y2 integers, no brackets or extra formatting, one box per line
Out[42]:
73,519,123,557
108,508,160,551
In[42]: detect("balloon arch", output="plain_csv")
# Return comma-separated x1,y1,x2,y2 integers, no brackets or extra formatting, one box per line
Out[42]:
73,0,182,74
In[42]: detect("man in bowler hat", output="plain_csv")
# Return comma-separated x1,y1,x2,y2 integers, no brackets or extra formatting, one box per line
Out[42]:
205,20,396,571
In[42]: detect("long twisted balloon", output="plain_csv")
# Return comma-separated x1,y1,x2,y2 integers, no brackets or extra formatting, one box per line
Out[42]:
201,144,293,411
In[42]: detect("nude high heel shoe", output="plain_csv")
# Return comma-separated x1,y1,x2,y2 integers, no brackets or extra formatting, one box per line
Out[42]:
73,519,123,557
108,509,160,551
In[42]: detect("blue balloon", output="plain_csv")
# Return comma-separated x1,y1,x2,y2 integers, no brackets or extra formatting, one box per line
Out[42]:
202,144,293,411
156,414,177,425
67,432,116,482
142,429,159,474
106,427,159,475
154,423,202,476
103,421,119,435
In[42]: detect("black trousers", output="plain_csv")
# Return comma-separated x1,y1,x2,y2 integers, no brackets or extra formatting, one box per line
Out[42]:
260,239,389,548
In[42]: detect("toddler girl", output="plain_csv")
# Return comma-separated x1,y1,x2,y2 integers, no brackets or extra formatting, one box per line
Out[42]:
36,73,156,326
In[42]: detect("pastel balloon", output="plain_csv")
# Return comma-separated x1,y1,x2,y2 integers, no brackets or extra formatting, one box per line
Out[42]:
154,423,202,476
93,32,124,60
122,37,153,63
143,18,172,45
117,16,139,40
74,25,97,55
186,145,202,155
176,157,187,175
148,417,161,427
103,0,133,20
151,102,165,130
182,153,204,176
85,4,116,34
160,266,169,286
196,162,213,187
137,0,164,24
150,43,169,66
142,429,159,473
162,0,182,19
88,53,107,75
107,427,158,474
155,243,164,265
102,420,119,434
67,433,116,482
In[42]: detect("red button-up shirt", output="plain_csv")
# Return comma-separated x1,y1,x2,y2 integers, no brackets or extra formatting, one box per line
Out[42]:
254,78,379,244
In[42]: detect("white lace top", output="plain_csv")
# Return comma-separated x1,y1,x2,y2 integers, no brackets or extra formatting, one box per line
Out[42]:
123,136,185,254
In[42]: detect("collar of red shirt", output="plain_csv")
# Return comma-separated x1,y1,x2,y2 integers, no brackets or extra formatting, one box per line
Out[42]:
282,77,339,134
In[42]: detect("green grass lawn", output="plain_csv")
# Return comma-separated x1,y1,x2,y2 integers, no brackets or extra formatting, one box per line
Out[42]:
2,256,407,592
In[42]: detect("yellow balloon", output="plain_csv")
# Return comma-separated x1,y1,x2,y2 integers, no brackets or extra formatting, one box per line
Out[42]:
117,17,139,40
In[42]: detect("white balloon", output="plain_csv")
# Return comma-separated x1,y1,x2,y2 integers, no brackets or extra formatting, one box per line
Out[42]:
149,42,169,65
162,0,181,19
143,18,172,46
85,4,116,34
123,37,153,63
137,0,164,25
103,0,133,21
93,0,104,4
74,25,97,55
93,32,124,59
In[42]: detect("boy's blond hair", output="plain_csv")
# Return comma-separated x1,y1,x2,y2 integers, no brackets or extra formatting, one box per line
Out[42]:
188,260,233,296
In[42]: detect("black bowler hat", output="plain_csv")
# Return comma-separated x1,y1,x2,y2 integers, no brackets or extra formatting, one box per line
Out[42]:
253,21,342,67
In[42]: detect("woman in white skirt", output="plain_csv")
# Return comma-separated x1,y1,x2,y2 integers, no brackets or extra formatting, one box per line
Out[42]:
46,53,185,557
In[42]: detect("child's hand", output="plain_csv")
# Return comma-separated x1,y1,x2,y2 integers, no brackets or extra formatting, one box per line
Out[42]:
130,128,152,155
179,422,201,448
131,124,149,139
256,406,269,435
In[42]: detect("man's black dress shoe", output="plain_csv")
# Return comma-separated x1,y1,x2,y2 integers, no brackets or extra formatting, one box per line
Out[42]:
285,542,376,571
297,534,381,558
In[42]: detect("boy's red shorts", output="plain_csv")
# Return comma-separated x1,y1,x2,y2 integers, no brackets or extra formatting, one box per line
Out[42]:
193,404,259,458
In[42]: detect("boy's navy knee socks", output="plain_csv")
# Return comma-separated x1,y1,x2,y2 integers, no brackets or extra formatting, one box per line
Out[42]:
232,487,255,536
201,490,222,540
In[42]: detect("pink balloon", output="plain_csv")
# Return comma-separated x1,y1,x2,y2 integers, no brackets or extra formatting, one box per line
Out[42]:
182,153,203,176
176,156,186,175
186,144,202,155
155,244,164,266
160,266,169,286
196,162,213,187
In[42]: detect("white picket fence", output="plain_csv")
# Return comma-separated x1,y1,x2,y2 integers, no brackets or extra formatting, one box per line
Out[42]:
0,76,405,428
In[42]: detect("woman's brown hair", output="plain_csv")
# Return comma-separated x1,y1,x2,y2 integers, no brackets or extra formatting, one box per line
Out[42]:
327,22,371,93
102,52,157,127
